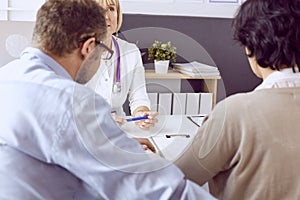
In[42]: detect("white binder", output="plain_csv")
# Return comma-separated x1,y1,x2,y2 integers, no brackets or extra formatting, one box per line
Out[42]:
147,93,158,112
199,93,213,115
185,93,200,115
172,93,186,115
158,93,172,115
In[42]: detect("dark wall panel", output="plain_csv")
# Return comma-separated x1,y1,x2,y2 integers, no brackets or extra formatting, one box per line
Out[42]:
120,14,261,101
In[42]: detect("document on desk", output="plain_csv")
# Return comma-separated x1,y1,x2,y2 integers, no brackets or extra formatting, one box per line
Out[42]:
121,115,199,161
150,134,193,161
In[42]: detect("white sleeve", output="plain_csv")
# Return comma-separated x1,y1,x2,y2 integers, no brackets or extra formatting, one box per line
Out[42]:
127,47,150,113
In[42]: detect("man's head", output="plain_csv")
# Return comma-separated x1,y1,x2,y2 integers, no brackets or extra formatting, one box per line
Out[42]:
33,0,107,57
32,0,112,84
233,0,300,72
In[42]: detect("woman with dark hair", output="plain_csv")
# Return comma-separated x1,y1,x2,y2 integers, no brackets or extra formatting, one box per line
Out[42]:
175,0,300,199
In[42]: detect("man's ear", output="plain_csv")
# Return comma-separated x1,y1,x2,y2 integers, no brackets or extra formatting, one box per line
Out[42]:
80,37,96,59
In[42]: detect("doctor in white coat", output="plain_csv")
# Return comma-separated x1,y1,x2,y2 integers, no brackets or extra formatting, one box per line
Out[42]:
86,0,157,130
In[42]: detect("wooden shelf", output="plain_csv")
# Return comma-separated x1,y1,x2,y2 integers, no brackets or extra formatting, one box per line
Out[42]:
145,69,221,107
145,69,221,80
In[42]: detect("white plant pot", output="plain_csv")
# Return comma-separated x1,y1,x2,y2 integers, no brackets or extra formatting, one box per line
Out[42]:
154,60,169,74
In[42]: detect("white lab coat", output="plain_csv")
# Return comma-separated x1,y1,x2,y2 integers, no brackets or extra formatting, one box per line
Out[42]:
86,37,150,116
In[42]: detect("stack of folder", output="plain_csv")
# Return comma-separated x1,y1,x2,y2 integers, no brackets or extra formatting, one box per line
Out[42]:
148,92,213,115
172,61,220,77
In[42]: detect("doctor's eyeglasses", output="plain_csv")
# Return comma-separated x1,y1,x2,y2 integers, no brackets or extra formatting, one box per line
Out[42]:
95,40,114,60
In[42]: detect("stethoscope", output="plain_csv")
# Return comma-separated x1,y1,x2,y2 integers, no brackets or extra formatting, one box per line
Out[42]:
112,37,121,93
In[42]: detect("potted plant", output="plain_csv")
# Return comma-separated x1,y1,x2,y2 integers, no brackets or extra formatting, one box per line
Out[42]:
148,41,176,74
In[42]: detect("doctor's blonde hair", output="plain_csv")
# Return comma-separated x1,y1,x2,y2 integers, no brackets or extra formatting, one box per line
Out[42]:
95,0,123,33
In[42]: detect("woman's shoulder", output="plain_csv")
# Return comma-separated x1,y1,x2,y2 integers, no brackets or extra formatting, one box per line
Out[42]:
116,37,139,52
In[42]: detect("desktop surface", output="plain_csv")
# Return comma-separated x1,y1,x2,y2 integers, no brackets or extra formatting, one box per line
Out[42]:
121,115,204,161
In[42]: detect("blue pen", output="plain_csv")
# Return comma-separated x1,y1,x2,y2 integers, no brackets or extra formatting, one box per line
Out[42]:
126,116,149,122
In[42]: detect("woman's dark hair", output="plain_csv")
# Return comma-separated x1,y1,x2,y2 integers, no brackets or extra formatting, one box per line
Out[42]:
233,0,300,71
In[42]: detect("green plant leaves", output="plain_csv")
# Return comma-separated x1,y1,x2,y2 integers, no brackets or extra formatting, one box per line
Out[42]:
148,40,176,62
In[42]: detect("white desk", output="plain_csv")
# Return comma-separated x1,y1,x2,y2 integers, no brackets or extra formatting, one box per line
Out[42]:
121,115,204,161
121,115,210,192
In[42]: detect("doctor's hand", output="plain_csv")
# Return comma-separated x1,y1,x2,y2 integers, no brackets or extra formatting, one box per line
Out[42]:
133,138,156,153
111,112,126,126
133,111,158,130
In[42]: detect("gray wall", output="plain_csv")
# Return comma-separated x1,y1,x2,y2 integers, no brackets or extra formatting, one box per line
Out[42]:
0,21,34,67
120,14,261,101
